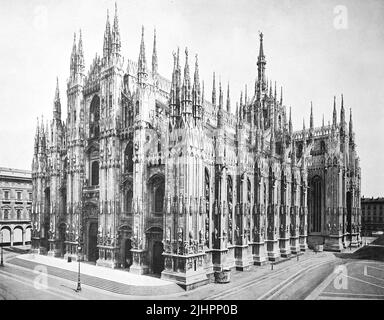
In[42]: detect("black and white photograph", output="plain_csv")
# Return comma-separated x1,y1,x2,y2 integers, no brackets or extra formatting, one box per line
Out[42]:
0,0,384,310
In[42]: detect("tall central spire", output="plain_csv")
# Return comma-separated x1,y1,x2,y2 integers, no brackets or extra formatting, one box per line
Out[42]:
257,32,266,91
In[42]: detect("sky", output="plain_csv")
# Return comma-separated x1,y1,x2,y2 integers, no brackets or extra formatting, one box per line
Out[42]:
0,0,383,197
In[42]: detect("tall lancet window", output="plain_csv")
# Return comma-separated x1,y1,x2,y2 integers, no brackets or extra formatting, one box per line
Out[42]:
205,168,210,213
247,178,251,203
91,161,99,186
227,176,233,207
89,95,100,139
268,167,273,205
281,171,285,206
124,142,134,173
311,176,322,232
125,189,133,214
154,185,164,213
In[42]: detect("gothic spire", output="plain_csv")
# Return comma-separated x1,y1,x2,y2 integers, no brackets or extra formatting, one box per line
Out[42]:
257,32,266,87
322,114,325,127
349,108,353,140
244,84,248,105
103,10,112,60
289,106,292,135
53,77,61,120
70,32,77,75
219,79,223,109
77,29,84,72
310,101,313,130
303,118,306,131
170,50,178,116
280,86,283,105
183,47,190,86
333,96,337,126
137,26,147,84
226,82,230,113
202,80,205,103
193,54,200,90
212,72,216,106
112,2,121,57
152,28,158,74
274,81,277,101
192,54,201,119
340,94,345,123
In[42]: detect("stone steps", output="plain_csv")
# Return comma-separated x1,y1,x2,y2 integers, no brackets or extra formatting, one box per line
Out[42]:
9,257,184,296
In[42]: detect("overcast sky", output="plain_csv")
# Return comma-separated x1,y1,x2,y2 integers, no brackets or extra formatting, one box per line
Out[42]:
0,0,383,197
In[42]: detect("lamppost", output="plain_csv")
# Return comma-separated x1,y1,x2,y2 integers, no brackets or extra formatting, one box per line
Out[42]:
76,239,81,292
76,217,84,292
1,230,4,267
75,209,83,292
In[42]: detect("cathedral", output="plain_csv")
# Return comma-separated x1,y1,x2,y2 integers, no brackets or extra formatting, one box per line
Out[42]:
31,5,362,289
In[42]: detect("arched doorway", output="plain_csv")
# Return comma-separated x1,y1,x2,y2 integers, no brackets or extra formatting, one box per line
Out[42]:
25,226,32,244
152,241,164,274
88,222,99,262
13,227,23,245
1,227,11,246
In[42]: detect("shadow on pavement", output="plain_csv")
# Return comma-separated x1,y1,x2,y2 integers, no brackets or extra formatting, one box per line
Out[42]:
334,235,384,262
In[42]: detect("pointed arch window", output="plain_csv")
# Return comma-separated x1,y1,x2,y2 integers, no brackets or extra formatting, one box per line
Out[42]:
91,161,99,186
124,142,134,173
125,189,133,214
205,168,210,213
154,186,164,213
90,95,100,139
247,178,251,203
311,176,322,232
268,167,273,205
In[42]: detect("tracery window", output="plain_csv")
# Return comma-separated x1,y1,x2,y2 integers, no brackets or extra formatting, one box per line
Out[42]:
124,142,134,173
205,168,210,213
311,176,322,232
89,95,100,139
91,161,99,186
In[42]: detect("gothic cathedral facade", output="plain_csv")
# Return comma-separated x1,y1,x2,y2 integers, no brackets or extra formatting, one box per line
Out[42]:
31,6,362,289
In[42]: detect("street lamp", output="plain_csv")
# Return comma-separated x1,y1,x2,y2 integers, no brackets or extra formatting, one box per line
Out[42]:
76,241,81,292
1,230,4,267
